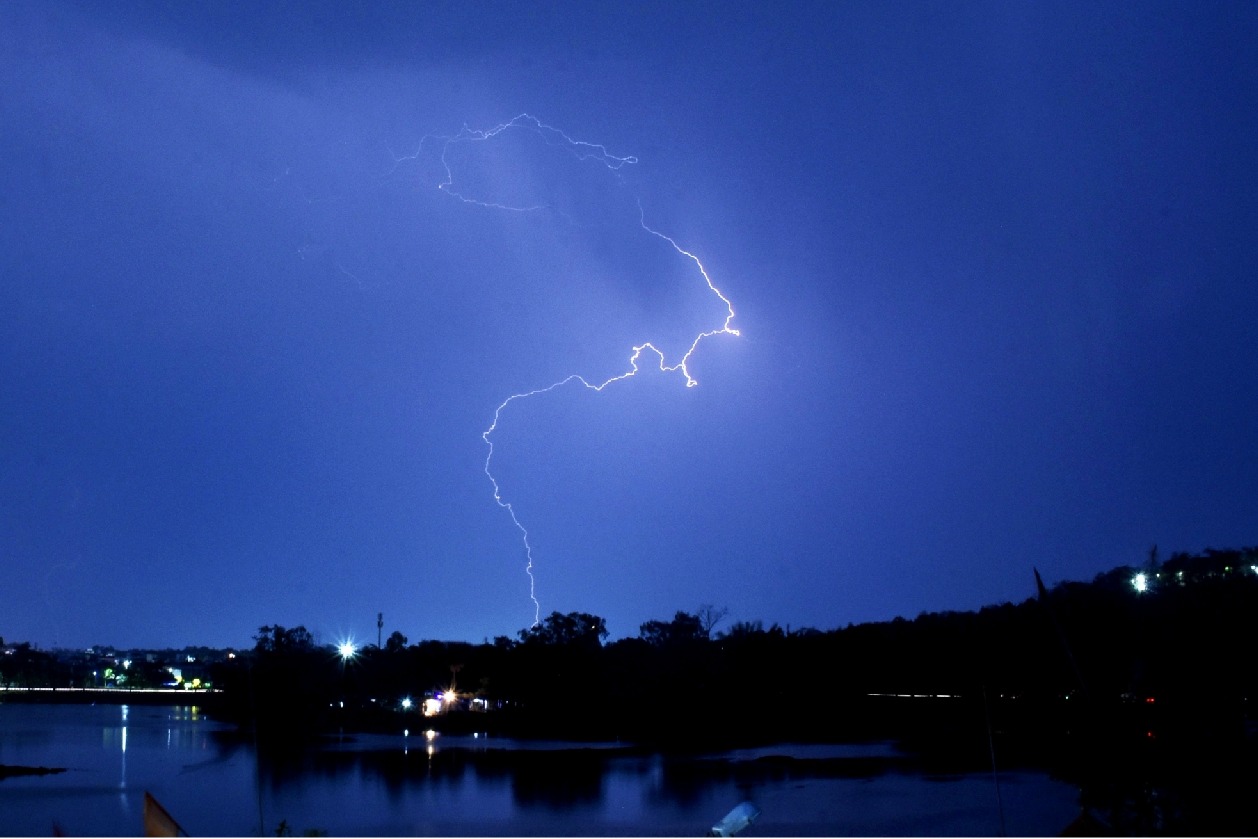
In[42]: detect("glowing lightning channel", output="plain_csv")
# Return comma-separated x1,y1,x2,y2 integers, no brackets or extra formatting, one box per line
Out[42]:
436,113,638,213
438,115,739,626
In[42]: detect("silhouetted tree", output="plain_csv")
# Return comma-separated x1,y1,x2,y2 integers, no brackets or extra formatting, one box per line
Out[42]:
696,604,729,639
253,625,316,654
639,611,706,647
384,630,408,653
720,619,764,638
518,612,608,649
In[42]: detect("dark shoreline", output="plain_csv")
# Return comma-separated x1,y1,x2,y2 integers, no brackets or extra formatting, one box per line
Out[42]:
0,688,224,709
0,764,67,779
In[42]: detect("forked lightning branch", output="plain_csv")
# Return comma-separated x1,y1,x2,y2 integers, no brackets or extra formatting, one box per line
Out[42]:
433,115,739,625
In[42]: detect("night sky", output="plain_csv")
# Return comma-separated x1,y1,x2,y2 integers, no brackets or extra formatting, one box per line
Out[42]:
2,2,1255,650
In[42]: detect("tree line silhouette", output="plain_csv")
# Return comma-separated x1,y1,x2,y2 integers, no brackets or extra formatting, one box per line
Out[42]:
204,547,1258,748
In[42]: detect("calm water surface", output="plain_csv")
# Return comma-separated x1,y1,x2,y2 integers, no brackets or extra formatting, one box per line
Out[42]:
0,703,1079,836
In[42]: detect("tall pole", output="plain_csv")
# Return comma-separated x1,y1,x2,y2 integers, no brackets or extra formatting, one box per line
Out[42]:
377,612,383,649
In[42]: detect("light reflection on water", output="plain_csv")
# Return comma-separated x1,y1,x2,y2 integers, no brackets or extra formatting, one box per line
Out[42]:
0,703,1080,836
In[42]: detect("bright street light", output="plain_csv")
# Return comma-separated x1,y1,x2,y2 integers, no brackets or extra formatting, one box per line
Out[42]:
338,641,357,660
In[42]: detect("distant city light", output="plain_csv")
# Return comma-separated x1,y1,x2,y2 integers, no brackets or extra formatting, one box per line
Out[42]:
1132,572,1149,593
401,697,413,710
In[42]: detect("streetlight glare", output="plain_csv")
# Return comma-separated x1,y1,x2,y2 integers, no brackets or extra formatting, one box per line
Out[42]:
1132,573,1149,593
338,641,357,660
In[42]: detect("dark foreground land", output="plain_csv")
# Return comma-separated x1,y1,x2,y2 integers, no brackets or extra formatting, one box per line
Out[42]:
5,547,1257,834
0,764,66,779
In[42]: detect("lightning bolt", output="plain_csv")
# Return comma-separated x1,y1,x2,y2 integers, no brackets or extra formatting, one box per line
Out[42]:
435,115,739,626
436,113,639,212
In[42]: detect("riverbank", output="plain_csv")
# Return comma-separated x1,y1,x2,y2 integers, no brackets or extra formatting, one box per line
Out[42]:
0,686,223,709
0,764,66,779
